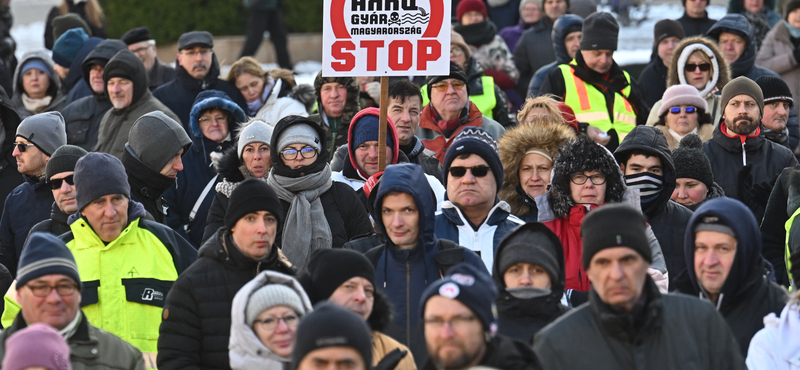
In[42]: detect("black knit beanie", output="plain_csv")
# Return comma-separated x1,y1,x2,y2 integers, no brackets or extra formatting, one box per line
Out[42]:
579,12,619,51
419,263,498,332
496,223,562,288
426,61,469,98
224,178,284,231
45,145,88,181
443,127,503,191
721,76,764,117
74,153,130,211
653,19,685,44
291,303,373,370
300,249,376,304
756,75,794,106
785,0,800,19
581,203,652,269
672,133,714,189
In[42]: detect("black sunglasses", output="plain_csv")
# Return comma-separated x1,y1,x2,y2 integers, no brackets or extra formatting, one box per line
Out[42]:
684,63,711,72
49,175,74,190
14,142,35,152
448,165,491,178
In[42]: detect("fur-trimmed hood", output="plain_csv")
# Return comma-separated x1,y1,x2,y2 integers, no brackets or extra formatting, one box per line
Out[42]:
498,121,575,218
547,136,626,218
189,89,247,139
666,36,730,97
211,144,246,184
313,71,360,124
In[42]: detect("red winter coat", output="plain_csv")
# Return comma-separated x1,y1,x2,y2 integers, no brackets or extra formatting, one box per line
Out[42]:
543,204,599,292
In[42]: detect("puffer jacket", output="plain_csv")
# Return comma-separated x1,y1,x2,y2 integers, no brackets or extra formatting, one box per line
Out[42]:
254,74,310,124
63,36,102,103
11,50,65,119
513,17,556,98
614,126,694,288
528,14,584,97
707,14,781,80
163,90,241,247
61,39,127,151
417,100,506,163
674,197,788,356
0,174,54,277
152,54,247,132
0,86,22,220
308,72,360,161
229,271,313,370
27,200,71,238
745,303,800,370
158,229,294,370
756,21,800,105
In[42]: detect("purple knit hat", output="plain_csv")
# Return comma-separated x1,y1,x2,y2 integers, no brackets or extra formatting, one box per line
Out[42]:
658,85,708,116
2,323,71,370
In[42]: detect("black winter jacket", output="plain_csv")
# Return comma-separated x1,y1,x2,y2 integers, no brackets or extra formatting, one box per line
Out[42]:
513,17,556,98
638,55,669,108
760,165,798,285
122,144,178,224
528,14,582,97
534,276,747,369
43,3,107,50
400,136,443,181
28,201,71,238
157,229,293,370
148,60,176,91
0,175,54,277
678,12,717,37
0,86,22,219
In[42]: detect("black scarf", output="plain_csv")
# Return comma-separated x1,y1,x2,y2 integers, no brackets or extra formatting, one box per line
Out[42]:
453,20,497,47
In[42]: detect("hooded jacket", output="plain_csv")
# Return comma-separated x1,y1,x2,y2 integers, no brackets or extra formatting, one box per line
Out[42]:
11,50,65,119
229,271,313,370
369,164,485,368
308,72,361,161
63,36,102,104
707,14,780,81
254,72,311,125
498,119,575,222
514,16,556,98
95,50,180,159
152,53,247,132
61,39,127,151
492,223,570,345
674,197,788,356
528,14,584,97
677,10,718,37
614,126,694,287
157,228,294,370
0,85,22,219
163,90,241,247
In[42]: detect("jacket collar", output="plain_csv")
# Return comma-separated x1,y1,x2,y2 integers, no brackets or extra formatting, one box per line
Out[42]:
590,275,663,343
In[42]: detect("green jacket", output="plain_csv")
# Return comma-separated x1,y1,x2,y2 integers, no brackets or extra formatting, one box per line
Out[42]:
0,312,146,370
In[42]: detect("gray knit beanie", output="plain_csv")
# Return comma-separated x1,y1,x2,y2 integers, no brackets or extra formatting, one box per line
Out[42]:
45,145,88,181
237,120,275,160
16,112,67,157
128,111,192,171
245,284,306,326
74,152,130,211
721,76,764,117
276,123,321,152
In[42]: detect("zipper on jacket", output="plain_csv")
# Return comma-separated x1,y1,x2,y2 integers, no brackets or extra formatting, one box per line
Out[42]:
741,141,746,167
405,259,411,345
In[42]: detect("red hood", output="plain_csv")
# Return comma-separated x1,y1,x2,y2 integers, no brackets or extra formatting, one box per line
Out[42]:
348,107,401,180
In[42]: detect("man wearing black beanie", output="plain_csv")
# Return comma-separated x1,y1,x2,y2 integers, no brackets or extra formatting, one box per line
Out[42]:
534,203,747,369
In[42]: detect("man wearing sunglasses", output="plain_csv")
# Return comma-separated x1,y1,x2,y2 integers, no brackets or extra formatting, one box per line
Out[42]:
0,111,66,278
436,127,524,272
28,145,87,238
0,232,145,369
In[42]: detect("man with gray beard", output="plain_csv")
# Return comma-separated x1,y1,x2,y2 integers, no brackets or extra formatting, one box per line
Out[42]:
702,76,797,220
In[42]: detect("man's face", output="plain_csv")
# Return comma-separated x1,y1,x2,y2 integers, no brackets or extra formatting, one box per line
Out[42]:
177,46,213,80
718,32,746,64
586,246,649,312
762,101,791,132
685,0,708,18
12,137,48,176
51,171,77,214
128,40,157,71
544,0,567,20
107,77,134,110
447,154,497,214
88,64,105,94
17,275,81,330
321,82,348,118
694,230,737,300
744,0,764,13
657,37,681,67
564,31,582,60
231,211,278,261
424,296,486,370
581,49,615,74
354,141,393,176
296,347,366,370
521,2,542,23
327,276,374,321
460,11,484,26
160,149,184,179
82,194,128,242
381,192,420,250
621,154,663,177
430,78,468,120
503,263,552,289
388,96,421,146
723,94,761,135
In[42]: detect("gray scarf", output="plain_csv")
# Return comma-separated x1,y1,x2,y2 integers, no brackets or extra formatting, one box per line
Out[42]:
267,165,333,270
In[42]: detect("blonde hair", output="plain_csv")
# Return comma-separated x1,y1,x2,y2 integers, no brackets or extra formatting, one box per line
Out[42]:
517,94,565,126
227,56,266,83
60,0,103,28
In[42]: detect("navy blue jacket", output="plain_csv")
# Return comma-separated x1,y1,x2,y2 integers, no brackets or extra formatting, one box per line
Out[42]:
152,55,247,133
0,175,55,277
163,90,242,248
707,14,779,81
528,15,583,97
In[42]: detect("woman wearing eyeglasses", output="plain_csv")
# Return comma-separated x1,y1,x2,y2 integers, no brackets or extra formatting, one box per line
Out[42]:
266,115,372,271
652,84,714,150
230,270,313,370
646,37,731,128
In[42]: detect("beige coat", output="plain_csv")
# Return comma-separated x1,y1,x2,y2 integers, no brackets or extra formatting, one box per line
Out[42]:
373,331,417,370
756,21,800,104
654,124,715,151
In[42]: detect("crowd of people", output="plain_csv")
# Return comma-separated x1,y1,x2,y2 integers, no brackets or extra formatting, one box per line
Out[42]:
0,0,799,369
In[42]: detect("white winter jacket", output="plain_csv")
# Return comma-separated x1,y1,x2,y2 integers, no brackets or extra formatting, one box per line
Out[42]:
746,303,800,370
255,78,309,125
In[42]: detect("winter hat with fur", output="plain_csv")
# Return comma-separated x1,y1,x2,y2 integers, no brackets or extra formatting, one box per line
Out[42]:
659,84,708,116
548,135,626,218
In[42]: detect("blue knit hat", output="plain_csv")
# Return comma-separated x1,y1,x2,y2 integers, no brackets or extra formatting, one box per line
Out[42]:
52,28,89,68
443,127,503,190
419,263,498,333
350,113,393,155
16,232,81,290
20,60,53,80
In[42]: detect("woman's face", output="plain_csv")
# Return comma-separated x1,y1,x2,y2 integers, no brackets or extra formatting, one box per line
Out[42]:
252,305,299,358
22,68,50,99
684,52,711,91
665,104,700,136
280,143,318,170
524,107,552,124
236,72,265,103
518,153,552,198
789,8,800,28
242,142,271,178
671,178,709,206
569,170,607,205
